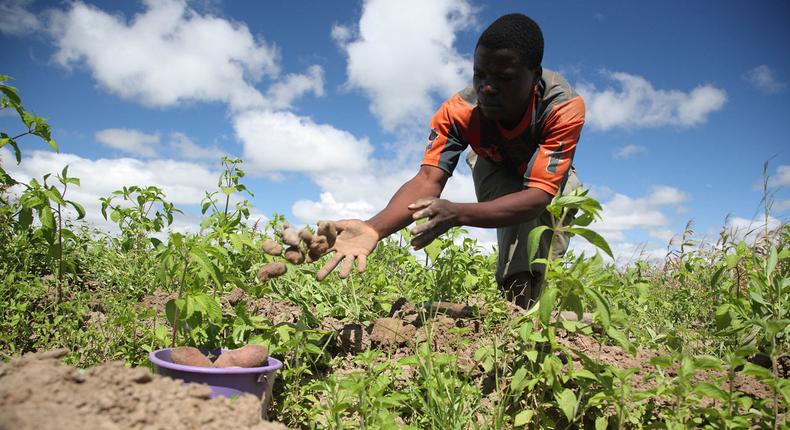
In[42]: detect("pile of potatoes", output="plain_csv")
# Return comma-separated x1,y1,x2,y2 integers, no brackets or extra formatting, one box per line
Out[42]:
256,221,337,282
170,344,269,368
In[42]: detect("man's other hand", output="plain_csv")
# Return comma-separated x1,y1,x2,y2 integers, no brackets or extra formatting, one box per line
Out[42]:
408,197,459,250
316,219,379,281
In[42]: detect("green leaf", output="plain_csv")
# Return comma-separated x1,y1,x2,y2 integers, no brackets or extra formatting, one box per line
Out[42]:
567,227,613,258
19,207,33,228
715,304,732,330
39,205,55,230
526,225,550,265
193,293,222,324
607,327,635,355
68,201,86,220
694,382,727,401
693,355,722,370
510,367,528,395
539,284,557,326
766,246,777,276
565,292,584,319
741,363,773,380
555,388,577,422
513,409,534,427
584,288,611,331
110,209,122,223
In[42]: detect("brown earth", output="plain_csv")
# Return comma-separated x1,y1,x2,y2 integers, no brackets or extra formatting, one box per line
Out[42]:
0,349,289,430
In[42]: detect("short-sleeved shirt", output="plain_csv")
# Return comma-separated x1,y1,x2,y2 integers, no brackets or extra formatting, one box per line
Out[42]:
421,69,585,196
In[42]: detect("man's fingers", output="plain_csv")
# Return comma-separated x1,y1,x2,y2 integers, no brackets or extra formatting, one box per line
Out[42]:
407,197,435,210
410,231,437,250
333,219,351,233
412,208,434,220
317,253,344,281
338,255,354,278
410,220,434,236
357,254,367,273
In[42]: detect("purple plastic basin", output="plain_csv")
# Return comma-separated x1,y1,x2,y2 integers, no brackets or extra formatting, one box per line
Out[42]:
149,348,283,399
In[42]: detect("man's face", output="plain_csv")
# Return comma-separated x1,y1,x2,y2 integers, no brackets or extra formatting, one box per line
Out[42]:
473,45,538,125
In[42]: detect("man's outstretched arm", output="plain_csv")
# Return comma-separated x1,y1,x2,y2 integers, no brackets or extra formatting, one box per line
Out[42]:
316,165,449,280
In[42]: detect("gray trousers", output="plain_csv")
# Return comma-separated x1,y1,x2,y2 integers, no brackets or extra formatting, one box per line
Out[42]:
466,151,580,306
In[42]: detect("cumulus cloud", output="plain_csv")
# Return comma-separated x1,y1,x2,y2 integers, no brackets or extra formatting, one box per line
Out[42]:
169,132,225,160
593,185,690,246
0,0,40,36
726,215,784,244
744,65,786,94
768,165,790,188
95,128,160,157
614,144,646,159
336,0,475,131
774,199,790,212
235,109,373,175
265,65,325,110
48,0,279,110
577,71,727,130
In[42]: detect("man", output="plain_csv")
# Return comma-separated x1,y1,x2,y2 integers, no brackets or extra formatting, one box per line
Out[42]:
316,13,584,308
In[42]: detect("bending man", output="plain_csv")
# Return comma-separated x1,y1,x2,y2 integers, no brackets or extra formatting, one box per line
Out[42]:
317,13,585,308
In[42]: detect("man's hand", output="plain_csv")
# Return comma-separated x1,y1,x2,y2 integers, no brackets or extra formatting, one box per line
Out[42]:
316,219,379,281
408,197,460,250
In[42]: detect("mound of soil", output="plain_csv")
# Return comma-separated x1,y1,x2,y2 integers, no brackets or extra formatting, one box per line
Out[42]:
0,349,289,430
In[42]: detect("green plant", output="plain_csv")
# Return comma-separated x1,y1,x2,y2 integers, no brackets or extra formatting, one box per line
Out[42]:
16,167,85,299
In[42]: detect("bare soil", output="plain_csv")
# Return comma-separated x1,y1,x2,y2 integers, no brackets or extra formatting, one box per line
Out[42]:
0,349,289,430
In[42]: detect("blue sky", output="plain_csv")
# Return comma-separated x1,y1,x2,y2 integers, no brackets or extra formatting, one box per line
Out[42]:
1,0,788,262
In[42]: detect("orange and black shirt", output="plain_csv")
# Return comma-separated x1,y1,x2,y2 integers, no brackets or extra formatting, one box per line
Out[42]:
421,69,585,196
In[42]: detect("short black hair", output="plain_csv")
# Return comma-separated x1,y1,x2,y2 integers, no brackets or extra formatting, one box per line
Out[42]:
476,13,544,70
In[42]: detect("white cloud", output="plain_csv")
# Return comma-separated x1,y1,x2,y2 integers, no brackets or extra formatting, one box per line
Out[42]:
95,128,160,157
169,132,225,160
336,0,475,131
774,199,790,212
265,65,325,110
330,23,352,45
614,144,646,159
48,0,279,110
593,185,690,248
744,65,786,94
577,71,726,130
292,192,376,222
2,148,218,229
0,0,40,36
235,109,373,175
726,215,784,244
645,185,690,207
768,165,790,188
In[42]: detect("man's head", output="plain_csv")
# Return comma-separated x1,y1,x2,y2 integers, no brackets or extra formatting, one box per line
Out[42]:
473,14,544,126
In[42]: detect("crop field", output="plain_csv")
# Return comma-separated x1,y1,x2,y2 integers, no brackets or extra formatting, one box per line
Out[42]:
1,77,789,429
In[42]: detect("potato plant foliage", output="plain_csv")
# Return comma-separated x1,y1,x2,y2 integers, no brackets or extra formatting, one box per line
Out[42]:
1,76,788,429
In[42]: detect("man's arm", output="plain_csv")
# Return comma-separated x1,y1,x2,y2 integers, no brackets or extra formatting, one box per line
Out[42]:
367,165,450,239
315,165,449,280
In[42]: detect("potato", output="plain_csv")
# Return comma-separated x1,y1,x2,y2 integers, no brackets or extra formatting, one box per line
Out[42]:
298,228,314,246
307,235,329,261
317,221,337,247
260,239,283,256
257,262,287,282
284,246,305,265
213,344,269,368
280,227,301,247
171,346,213,368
